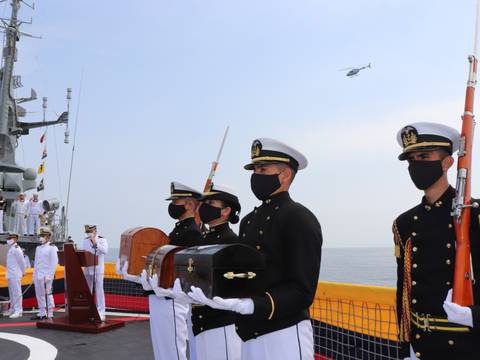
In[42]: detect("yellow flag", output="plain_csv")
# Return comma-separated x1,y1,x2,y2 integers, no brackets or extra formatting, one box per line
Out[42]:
37,162,45,174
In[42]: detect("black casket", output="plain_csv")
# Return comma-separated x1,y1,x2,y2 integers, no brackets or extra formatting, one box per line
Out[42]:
174,243,266,298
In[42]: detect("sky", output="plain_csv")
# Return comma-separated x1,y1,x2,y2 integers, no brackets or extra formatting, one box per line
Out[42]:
3,0,480,249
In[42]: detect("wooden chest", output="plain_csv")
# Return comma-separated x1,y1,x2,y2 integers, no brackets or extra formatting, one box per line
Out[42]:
119,227,170,276
174,244,266,299
145,245,185,288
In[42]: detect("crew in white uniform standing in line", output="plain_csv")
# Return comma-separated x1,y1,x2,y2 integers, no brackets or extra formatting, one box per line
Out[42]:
26,193,43,235
31,227,58,320
82,224,108,321
6,232,26,318
12,193,28,235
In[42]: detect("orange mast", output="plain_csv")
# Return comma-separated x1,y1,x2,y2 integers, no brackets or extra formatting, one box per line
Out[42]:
452,0,480,306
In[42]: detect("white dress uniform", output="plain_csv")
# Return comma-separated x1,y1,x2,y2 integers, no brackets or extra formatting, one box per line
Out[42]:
33,241,59,317
12,200,28,235
147,181,203,360
6,243,26,314
149,295,190,360
26,200,43,235
82,235,108,319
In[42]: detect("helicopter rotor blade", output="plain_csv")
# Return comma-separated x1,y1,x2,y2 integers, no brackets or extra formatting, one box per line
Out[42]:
339,67,354,71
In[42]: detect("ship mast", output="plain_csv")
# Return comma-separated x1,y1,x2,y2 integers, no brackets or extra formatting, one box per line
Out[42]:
0,0,69,238
0,0,19,135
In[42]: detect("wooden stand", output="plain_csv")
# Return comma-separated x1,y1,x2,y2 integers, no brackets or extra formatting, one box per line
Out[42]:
36,243,124,333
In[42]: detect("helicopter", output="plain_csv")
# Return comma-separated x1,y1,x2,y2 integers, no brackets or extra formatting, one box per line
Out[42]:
340,63,371,77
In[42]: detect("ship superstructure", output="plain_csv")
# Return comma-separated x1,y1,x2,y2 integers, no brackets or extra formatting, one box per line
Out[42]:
0,0,70,260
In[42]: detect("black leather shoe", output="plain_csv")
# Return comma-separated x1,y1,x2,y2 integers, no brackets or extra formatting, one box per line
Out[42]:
30,315,47,320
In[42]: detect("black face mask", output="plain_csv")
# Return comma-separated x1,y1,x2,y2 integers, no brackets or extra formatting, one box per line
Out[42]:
199,203,222,223
168,203,186,219
408,160,444,190
250,173,281,201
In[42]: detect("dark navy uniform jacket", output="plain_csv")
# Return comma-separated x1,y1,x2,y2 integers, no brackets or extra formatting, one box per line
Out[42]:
394,186,480,359
169,217,202,247
191,222,238,336
235,191,323,341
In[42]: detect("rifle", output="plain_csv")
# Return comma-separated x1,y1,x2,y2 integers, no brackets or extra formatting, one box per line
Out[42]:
195,126,229,224
203,126,230,193
451,0,480,306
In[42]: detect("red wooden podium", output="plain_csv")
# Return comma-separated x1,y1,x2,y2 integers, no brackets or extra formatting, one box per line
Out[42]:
36,243,125,333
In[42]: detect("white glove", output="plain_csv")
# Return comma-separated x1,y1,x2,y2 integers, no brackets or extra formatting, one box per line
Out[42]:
149,274,173,298
443,289,473,327
140,270,152,291
188,286,254,314
188,286,224,308
211,296,254,315
170,278,193,304
120,261,141,284
115,259,122,275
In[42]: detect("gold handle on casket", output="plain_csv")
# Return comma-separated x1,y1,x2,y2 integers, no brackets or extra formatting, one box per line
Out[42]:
223,271,256,280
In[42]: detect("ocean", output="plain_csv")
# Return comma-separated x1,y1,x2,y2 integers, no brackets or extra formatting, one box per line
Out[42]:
107,246,397,287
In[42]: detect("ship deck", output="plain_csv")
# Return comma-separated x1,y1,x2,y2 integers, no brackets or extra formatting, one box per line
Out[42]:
0,311,153,360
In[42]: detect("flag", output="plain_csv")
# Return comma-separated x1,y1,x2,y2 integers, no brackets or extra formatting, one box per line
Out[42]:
37,162,45,174
41,148,47,159
40,132,46,143
37,179,44,192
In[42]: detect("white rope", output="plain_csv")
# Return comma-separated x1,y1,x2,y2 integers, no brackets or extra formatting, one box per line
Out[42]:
65,69,84,223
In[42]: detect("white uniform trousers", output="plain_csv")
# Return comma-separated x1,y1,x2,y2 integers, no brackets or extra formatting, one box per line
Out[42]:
27,215,40,235
187,308,197,360
0,209,4,233
85,272,105,318
14,215,26,235
34,277,54,317
149,295,189,360
7,278,22,314
195,324,241,360
241,320,314,360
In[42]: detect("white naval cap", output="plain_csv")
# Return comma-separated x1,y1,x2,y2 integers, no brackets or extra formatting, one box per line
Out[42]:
244,137,308,171
84,224,97,232
201,182,241,222
166,181,202,200
203,183,238,197
38,226,52,236
396,122,460,160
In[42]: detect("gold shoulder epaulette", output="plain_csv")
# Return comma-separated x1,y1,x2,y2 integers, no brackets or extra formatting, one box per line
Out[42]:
392,220,404,258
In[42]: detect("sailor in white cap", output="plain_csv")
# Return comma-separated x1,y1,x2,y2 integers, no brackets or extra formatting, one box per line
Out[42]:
6,232,26,318
393,122,480,360
31,227,58,320
117,182,202,360
26,193,44,235
189,138,323,360
12,192,28,235
180,183,243,360
82,224,108,321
